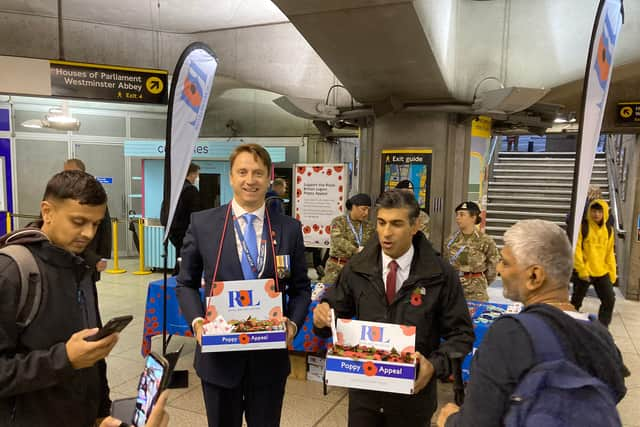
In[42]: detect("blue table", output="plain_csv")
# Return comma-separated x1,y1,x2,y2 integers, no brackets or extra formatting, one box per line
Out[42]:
461,301,522,382
141,277,204,356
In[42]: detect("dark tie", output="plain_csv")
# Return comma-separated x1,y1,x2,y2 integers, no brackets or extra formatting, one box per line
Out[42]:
240,213,258,279
386,260,398,304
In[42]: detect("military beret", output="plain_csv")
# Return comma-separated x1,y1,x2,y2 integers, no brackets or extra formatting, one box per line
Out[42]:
395,179,414,190
455,201,481,214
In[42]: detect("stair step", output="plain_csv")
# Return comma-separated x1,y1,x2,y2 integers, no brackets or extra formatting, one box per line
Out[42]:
493,175,607,181
486,218,567,227
488,202,570,210
494,163,606,169
489,181,572,187
493,169,607,175
487,195,571,202
498,151,605,157
487,210,566,218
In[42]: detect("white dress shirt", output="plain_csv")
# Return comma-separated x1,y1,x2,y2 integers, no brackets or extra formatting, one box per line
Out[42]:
193,200,267,330
382,245,414,292
231,198,265,265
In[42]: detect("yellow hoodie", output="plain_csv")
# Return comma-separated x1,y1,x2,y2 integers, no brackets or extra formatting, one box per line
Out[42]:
574,199,617,283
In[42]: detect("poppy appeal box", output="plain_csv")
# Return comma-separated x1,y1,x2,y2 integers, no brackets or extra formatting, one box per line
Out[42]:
201,278,286,352
325,316,417,395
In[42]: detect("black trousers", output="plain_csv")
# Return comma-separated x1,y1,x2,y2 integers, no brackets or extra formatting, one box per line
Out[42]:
348,388,435,427
571,274,616,326
201,377,286,427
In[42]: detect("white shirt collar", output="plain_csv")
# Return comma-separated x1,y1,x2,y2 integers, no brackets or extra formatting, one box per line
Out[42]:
381,244,414,272
231,198,265,222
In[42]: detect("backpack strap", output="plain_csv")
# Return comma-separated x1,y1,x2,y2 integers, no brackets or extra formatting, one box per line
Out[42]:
0,245,42,328
512,313,566,363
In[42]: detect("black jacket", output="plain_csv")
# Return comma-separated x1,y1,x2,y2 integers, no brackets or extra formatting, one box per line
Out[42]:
446,304,627,426
0,229,110,427
318,233,474,416
176,204,311,388
169,180,201,248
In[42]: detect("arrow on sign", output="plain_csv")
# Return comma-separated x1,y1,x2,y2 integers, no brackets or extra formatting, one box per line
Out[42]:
150,80,160,90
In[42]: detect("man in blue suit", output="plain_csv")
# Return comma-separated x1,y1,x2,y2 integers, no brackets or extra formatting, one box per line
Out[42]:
176,143,311,427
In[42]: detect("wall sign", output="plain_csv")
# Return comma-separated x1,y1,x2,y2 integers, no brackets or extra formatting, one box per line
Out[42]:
124,140,286,162
50,60,168,104
293,164,346,248
381,149,432,213
616,102,640,124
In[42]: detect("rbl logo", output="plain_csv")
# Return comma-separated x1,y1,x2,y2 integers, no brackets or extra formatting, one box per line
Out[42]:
360,326,388,343
228,290,261,308
180,60,208,126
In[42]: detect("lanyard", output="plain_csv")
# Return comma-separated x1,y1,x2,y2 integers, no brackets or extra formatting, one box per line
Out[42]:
447,231,466,264
346,215,363,247
232,212,267,276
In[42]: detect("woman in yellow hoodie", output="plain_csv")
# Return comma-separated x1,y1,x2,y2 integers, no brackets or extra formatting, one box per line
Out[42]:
571,199,617,326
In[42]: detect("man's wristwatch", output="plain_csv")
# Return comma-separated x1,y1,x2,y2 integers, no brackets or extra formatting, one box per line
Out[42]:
286,319,298,337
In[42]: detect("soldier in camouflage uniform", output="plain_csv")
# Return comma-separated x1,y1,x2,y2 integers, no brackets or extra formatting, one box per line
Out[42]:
395,179,431,239
444,201,500,301
322,193,375,284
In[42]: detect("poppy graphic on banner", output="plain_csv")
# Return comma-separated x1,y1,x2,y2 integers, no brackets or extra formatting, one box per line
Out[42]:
181,68,205,113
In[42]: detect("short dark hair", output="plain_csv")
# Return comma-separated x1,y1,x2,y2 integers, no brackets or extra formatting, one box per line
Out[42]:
272,178,286,188
230,143,272,172
590,202,604,211
43,170,107,206
375,190,420,224
187,162,200,175
64,158,86,172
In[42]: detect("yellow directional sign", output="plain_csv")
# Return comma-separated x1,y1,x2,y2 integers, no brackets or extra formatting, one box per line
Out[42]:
616,102,640,124
146,76,164,94
620,106,633,118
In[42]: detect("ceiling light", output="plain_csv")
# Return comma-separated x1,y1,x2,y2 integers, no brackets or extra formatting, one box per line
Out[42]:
554,118,568,123
21,119,44,129
20,102,81,131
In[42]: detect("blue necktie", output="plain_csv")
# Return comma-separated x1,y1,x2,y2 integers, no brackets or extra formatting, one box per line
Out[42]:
240,213,259,279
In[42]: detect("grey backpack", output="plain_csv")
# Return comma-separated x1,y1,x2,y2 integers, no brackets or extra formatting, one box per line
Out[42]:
0,245,42,328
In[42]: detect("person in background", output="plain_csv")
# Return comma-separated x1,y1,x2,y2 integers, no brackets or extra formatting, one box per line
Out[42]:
176,144,310,427
438,220,627,426
265,177,287,217
314,190,474,426
572,199,617,327
63,158,112,281
444,201,500,302
168,162,202,275
321,193,375,285
395,179,431,239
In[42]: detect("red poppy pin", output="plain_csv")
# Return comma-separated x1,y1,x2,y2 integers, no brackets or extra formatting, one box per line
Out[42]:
410,288,423,306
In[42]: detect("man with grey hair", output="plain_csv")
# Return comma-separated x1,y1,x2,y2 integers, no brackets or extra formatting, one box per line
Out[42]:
437,220,627,427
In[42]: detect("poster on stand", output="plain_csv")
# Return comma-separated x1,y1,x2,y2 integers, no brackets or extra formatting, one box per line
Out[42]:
380,149,432,213
293,164,347,248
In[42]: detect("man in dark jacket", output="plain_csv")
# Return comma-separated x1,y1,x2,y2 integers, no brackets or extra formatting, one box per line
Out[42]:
169,162,202,274
314,190,474,426
0,170,118,427
438,219,627,427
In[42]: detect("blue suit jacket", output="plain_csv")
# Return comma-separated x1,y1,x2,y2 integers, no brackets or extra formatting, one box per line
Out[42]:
176,204,311,388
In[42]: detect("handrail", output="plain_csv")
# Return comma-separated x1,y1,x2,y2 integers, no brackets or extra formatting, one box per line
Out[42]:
486,135,501,183
605,136,626,237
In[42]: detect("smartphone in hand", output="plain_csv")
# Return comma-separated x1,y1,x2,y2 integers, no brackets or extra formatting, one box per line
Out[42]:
132,352,170,427
85,315,133,342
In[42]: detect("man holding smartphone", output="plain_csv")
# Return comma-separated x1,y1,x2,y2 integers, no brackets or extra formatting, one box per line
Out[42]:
0,171,118,427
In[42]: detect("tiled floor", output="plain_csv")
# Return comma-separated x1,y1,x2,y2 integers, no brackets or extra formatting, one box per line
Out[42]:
99,259,640,426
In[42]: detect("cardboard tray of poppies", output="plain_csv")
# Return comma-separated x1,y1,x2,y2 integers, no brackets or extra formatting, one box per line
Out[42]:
324,317,418,395
201,278,287,352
